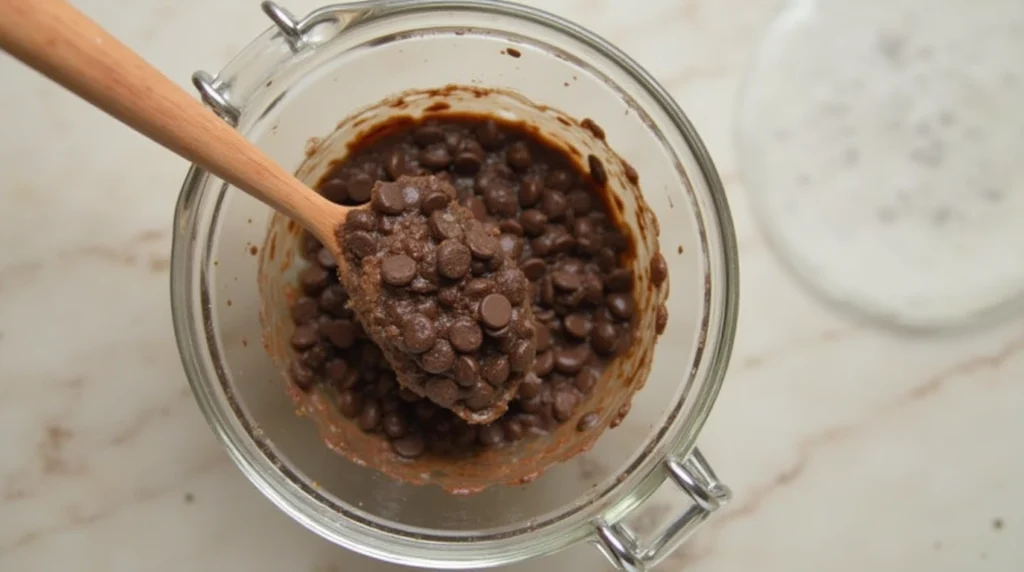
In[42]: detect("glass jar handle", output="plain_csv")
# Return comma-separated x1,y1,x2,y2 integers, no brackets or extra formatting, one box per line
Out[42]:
191,1,366,125
594,448,731,571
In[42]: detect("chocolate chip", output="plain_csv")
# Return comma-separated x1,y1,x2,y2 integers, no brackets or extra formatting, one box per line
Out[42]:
385,149,408,180
480,293,512,329
531,232,555,257
551,270,581,292
415,400,439,421
481,355,511,386
504,418,525,441
567,189,593,215
454,148,484,174
539,275,556,306
535,324,552,352
409,276,438,295
381,254,417,286
574,367,599,393
299,265,330,295
590,322,619,355
478,423,505,449
465,382,496,410
290,361,316,391
465,226,499,259
290,324,319,350
606,268,632,292
552,388,577,421
321,319,356,349
596,247,618,273
498,233,523,260
338,368,360,391
463,196,488,221
518,373,542,398
425,377,459,407
303,344,328,370
508,339,535,372
429,210,463,241
448,318,483,352
316,248,338,270
519,394,543,414
499,218,524,236
377,215,397,235
291,296,320,324
435,239,471,280
402,313,436,353
651,252,668,287
546,169,571,191
587,155,607,185
484,184,519,218
324,359,348,384
392,434,426,458
346,209,377,232
347,172,374,203
519,175,544,206
563,314,591,339
577,412,599,432
346,230,376,258
373,182,407,214
656,304,668,335
550,229,575,254
541,190,568,220
398,387,421,403
455,355,480,386
400,182,422,210
421,190,450,214
421,339,455,374
382,412,407,438
476,119,504,149
520,258,547,281
506,141,532,170
419,144,452,170
438,286,460,307
554,344,590,374
491,270,523,306
464,278,495,297
534,350,554,377
301,232,322,260
606,293,634,320
413,124,446,146
338,389,362,418
520,209,548,237
320,178,348,203
358,400,381,430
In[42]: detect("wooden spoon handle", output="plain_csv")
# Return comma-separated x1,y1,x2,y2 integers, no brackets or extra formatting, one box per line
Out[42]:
0,0,341,240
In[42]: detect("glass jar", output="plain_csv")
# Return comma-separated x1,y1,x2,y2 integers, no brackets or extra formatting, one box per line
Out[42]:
170,1,740,570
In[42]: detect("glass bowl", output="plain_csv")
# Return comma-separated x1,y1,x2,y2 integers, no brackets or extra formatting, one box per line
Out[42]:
171,0,739,569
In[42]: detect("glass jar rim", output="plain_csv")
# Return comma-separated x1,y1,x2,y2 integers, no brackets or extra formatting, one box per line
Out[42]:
171,0,740,567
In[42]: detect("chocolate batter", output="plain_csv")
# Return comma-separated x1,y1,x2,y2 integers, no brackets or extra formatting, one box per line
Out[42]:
289,114,651,459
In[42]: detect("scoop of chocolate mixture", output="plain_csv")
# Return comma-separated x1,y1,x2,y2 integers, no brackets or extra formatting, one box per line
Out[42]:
336,175,537,423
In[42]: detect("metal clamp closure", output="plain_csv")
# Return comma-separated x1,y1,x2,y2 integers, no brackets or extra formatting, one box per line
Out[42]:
596,448,731,571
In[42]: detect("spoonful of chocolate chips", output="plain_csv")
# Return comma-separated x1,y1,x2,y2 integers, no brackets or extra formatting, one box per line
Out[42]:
339,176,536,423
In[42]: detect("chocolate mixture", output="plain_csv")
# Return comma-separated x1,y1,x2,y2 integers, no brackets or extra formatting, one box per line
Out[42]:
289,115,649,459
337,176,536,423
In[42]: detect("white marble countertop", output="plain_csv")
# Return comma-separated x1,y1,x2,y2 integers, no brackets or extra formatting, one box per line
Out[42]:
1,0,1022,570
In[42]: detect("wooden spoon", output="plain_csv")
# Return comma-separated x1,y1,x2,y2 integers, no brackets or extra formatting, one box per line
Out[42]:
0,0,347,251
0,0,530,424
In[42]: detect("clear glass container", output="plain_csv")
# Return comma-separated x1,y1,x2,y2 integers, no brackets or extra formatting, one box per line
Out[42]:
170,1,740,569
